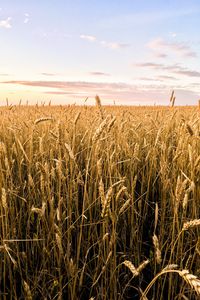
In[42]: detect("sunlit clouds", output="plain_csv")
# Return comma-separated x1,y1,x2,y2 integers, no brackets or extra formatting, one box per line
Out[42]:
2,79,200,106
147,38,197,58
0,1,200,105
136,62,200,78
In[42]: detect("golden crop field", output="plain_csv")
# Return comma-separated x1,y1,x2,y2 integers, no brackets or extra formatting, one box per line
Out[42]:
0,101,200,299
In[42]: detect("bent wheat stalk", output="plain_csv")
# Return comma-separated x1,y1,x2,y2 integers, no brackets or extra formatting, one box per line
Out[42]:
140,268,200,299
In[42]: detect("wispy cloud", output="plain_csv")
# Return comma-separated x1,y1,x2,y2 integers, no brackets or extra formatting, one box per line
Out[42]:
100,40,130,49
2,80,137,101
0,17,12,29
2,80,132,91
2,79,199,105
159,75,178,80
137,62,200,78
139,75,178,82
175,69,200,77
24,13,29,24
44,91,71,95
80,34,96,42
0,73,11,76
3,79,193,95
37,30,71,39
41,73,58,76
90,72,110,76
155,53,168,58
139,77,163,82
147,38,197,57
137,62,163,68
80,34,130,50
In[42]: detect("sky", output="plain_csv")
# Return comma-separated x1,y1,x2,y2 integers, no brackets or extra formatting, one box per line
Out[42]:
0,0,200,106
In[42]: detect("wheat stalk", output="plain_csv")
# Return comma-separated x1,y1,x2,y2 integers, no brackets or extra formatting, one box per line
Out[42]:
1,187,7,210
186,123,194,136
92,115,109,143
101,186,113,218
65,143,76,160
162,264,179,271
180,270,200,295
152,234,162,264
182,219,200,231
141,268,200,299
95,95,104,120
118,198,131,215
123,260,139,277
136,260,150,274
34,117,54,125
123,259,149,278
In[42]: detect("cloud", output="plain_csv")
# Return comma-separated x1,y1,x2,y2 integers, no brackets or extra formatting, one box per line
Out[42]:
159,75,178,80
137,62,163,68
80,34,96,42
170,32,177,38
41,73,58,76
147,38,197,58
90,72,110,76
137,62,200,78
2,80,137,101
80,34,130,50
174,70,200,77
139,75,177,82
2,79,200,105
36,29,72,40
155,53,168,58
0,73,11,76
100,40,130,49
24,13,29,24
162,66,200,77
2,80,132,92
44,91,71,95
139,77,163,82
0,17,12,29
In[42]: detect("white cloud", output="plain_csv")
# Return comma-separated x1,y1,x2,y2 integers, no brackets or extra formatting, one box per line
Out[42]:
80,34,96,42
170,32,177,38
0,17,12,29
80,34,130,50
24,13,29,24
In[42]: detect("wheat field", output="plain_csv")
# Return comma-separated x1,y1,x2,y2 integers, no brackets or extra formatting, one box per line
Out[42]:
0,101,200,299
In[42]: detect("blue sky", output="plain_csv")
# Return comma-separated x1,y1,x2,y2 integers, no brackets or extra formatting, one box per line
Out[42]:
0,0,200,105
